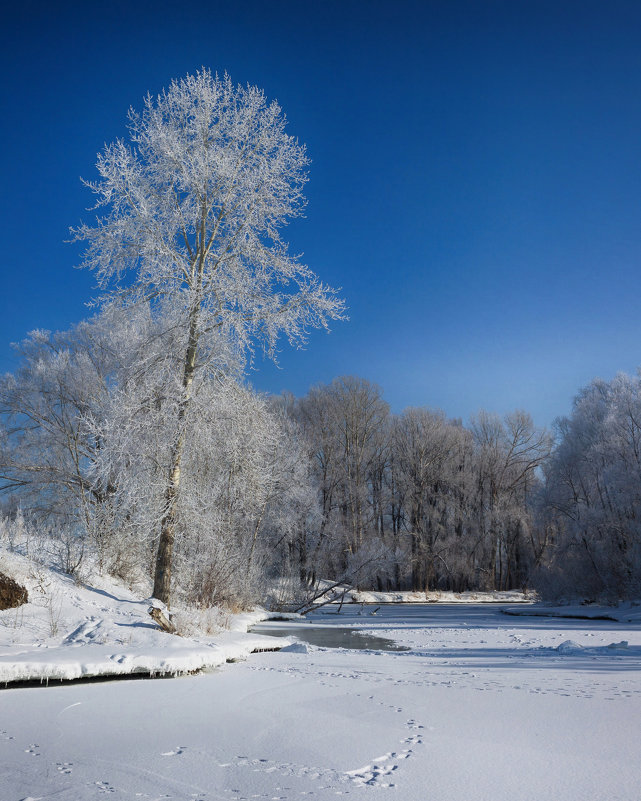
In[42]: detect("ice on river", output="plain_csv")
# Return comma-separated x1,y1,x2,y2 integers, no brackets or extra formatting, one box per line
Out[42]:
2,603,641,801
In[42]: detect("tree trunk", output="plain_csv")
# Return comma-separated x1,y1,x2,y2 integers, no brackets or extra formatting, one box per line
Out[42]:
152,300,200,605
152,454,182,604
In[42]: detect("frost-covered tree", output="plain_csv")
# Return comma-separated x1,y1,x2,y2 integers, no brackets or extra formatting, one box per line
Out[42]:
0,313,125,530
391,408,467,591
294,377,390,576
0,306,153,574
0,305,174,572
539,374,641,599
74,70,346,604
471,410,551,590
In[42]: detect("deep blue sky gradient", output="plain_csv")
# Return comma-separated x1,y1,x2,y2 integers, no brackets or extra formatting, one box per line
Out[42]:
2,0,641,427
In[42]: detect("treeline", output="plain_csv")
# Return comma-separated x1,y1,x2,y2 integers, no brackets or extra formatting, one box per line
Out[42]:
282,377,551,595
539,373,641,600
1,309,641,604
286,373,641,601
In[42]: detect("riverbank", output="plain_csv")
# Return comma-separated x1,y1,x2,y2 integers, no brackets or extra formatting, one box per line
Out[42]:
2,542,639,685
2,603,641,800
0,546,289,685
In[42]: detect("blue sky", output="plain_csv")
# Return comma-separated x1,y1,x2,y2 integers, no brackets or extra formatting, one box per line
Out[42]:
2,0,641,428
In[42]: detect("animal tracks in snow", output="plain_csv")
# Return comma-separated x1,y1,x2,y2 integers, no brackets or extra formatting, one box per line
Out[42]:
244,657,428,792
345,757,398,787
217,688,426,795
343,717,425,788
161,745,188,756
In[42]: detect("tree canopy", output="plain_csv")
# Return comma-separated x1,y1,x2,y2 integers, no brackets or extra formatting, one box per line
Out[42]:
73,70,346,604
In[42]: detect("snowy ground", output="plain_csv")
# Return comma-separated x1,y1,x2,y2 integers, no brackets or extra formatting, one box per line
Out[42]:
2,599,641,801
0,547,289,684
304,580,534,606
344,588,533,604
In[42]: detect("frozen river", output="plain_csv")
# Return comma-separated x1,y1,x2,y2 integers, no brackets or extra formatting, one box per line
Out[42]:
2,603,641,800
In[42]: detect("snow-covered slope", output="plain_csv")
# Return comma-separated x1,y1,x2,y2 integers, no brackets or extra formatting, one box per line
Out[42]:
0,547,285,684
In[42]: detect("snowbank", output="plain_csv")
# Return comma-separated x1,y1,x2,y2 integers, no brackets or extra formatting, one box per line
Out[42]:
349,588,534,604
501,601,641,624
0,547,289,685
300,579,535,607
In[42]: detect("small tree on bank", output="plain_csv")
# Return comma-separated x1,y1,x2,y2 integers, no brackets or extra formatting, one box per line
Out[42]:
74,70,346,605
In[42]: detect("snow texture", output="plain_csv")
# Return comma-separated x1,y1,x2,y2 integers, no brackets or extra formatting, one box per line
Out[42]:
0,548,286,685
1,551,640,800
349,588,533,604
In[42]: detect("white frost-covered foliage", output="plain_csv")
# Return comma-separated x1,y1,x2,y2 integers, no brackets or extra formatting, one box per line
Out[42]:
72,69,345,604
288,378,551,595
538,373,641,600
92,372,318,605
0,305,320,606
73,69,345,361
0,309,134,554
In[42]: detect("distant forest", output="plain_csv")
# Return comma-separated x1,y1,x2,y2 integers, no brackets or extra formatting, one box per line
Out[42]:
2,310,640,606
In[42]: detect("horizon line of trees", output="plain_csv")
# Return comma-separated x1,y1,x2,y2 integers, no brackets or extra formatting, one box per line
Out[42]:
2,308,640,605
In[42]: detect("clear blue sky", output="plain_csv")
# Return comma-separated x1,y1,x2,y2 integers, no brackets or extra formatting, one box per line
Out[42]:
2,0,641,428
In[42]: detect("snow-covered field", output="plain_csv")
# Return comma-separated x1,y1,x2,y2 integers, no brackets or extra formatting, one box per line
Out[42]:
2,588,641,800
